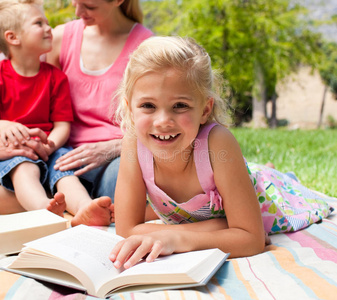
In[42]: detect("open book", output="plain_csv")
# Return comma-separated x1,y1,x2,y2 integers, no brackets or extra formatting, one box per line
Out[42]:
0,209,68,255
1,225,229,298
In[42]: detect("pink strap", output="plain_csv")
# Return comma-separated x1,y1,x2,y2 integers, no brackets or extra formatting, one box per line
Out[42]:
193,123,217,193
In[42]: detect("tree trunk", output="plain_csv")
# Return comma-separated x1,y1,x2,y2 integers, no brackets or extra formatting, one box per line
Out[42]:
317,85,328,129
252,62,268,128
270,93,278,128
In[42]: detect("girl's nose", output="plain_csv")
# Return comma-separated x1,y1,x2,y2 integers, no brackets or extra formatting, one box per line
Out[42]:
153,110,174,128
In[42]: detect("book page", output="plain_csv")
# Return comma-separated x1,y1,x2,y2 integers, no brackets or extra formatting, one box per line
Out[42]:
120,249,217,277
15,225,124,293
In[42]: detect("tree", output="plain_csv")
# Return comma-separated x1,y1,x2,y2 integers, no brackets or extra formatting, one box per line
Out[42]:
318,41,337,128
143,0,322,127
44,0,75,28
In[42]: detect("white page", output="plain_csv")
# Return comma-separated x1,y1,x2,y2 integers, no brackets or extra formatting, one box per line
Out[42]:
20,225,124,292
120,248,219,279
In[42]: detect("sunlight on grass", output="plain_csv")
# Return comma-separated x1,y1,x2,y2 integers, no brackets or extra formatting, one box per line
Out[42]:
231,128,337,197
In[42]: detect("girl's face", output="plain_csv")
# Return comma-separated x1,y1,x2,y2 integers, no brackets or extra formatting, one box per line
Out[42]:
20,5,52,56
130,68,213,161
71,0,116,26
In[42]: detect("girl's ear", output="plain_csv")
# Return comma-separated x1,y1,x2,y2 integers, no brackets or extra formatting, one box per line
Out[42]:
124,97,134,120
4,30,20,46
201,97,214,124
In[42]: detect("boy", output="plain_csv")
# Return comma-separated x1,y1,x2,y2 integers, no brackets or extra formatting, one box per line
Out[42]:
0,0,113,225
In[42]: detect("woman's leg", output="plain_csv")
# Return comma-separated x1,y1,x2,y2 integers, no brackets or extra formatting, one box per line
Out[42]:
94,156,120,201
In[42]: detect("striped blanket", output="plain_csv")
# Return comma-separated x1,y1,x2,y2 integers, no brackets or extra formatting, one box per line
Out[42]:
1,197,336,300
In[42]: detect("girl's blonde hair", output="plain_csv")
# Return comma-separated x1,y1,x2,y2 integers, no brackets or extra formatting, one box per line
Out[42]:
115,36,230,133
0,0,43,56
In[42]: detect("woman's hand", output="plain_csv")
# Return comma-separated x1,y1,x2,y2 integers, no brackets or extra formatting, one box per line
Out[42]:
0,128,50,161
54,139,122,176
0,144,38,161
109,231,178,269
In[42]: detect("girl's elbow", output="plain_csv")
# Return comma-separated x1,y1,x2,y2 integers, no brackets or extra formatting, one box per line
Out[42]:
249,232,266,256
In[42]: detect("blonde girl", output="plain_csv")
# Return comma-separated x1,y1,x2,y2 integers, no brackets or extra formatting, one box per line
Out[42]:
110,36,332,269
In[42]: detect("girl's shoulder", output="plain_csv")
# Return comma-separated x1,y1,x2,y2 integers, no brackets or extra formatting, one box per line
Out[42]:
208,123,243,161
208,124,237,146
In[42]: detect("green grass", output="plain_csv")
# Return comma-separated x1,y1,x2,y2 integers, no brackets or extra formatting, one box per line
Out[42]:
230,128,337,197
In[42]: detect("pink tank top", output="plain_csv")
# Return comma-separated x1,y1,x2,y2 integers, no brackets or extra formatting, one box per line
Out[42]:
138,123,225,224
60,20,153,147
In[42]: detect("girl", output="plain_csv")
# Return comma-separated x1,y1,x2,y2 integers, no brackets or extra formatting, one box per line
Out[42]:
109,36,332,269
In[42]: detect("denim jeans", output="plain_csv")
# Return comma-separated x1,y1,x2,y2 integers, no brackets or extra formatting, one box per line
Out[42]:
0,146,74,193
79,156,120,202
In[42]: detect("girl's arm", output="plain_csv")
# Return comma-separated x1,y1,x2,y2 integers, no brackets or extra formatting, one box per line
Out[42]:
112,126,265,268
43,121,70,156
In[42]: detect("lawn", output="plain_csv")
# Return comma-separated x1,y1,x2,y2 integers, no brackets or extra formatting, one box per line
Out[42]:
230,128,337,197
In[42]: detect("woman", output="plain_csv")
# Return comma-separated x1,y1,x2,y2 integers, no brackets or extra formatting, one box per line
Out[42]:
47,0,152,204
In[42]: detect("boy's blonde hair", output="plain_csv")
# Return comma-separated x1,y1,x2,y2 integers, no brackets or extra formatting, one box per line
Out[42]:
0,0,43,56
115,36,230,133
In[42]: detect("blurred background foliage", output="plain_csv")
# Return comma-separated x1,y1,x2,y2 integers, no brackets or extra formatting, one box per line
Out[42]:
43,0,337,194
44,0,76,28
44,0,337,128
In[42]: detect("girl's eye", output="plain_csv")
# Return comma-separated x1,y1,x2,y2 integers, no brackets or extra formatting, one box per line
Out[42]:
174,102,189,110
140,102,155,109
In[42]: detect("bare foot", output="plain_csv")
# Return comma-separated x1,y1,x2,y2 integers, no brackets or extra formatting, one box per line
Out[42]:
265,162,275,169
71,196,114,227
47,192,66,217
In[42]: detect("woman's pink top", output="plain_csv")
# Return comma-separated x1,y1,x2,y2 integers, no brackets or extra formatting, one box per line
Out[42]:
60,20,153,147
138,123,225,224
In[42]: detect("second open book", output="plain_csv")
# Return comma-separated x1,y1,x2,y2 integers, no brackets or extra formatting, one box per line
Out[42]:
1,224,229,298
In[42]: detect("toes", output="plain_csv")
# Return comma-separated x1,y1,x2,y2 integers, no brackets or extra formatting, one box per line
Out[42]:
54,192,65,204
97,196,112,208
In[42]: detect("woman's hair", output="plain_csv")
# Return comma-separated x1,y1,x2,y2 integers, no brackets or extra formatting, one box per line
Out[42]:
0,0,43,56
107,0,143,23
115,36,230,133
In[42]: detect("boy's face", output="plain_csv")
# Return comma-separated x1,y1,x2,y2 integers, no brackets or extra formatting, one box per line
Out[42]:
19,5,52,56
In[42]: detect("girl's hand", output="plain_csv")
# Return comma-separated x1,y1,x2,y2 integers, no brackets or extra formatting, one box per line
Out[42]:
54,139,122,176
0,121,31,147
109,231,177,269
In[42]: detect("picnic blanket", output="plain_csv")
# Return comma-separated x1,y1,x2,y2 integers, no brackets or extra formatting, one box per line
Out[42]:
1,197,336,300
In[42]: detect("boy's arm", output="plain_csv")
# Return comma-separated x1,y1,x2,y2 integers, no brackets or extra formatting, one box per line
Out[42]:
44,121,70,156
